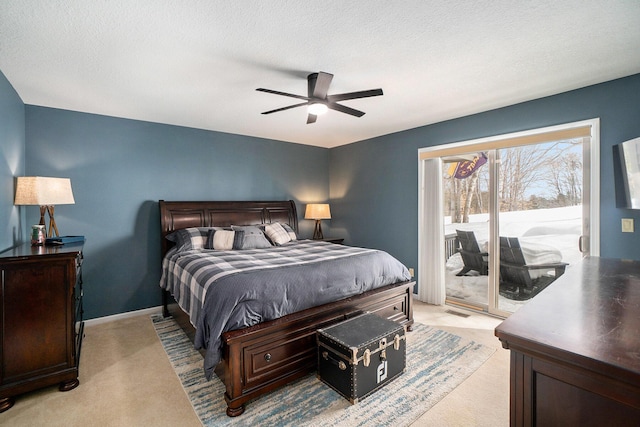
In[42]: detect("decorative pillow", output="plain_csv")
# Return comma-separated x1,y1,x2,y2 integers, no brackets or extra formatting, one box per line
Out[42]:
230,225,273,249
205,229,244,251
166,227,217,251
264,222,292,245
281,223,298,241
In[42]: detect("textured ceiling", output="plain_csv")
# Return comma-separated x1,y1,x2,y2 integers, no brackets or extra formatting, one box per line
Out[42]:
1,1,639,148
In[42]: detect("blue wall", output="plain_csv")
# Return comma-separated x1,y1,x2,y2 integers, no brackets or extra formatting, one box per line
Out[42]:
23,106,329,319
2,71,640,320
0,70,25,251
330,74,640,279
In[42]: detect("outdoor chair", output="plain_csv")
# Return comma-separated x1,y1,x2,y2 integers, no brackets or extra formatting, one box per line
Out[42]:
498,236,568,300
455,230,489,276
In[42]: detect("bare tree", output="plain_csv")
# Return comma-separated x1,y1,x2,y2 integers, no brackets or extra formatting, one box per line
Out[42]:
461,172,479,223
444,162,485,223
546,152,582,205
498,141,581,211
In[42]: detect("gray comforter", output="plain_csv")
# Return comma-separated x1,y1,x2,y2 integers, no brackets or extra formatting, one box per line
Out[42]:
160,240,410,379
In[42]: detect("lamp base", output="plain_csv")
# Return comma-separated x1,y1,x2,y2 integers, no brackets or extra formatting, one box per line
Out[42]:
38,205,60,238
312,220,324,240
46,205,60,238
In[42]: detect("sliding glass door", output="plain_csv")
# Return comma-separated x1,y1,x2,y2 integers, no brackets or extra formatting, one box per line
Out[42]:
418,120,599,317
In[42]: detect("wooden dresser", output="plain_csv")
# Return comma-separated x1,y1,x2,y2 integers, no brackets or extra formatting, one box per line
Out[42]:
495,257,640,426
0,242,84,412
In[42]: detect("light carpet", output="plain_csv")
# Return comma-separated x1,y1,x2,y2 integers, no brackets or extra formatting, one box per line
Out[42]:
152,315,495,427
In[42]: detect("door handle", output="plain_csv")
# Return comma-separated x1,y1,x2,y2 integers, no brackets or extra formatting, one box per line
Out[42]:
578,235,589,253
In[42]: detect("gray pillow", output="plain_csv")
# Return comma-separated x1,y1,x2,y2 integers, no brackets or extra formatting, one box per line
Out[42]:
205,228,245,250
166,227,218,251
281,223,298,241
230,225,272,249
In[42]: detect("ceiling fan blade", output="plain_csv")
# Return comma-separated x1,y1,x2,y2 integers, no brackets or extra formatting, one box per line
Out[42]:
261,102,309,115
258,72,381,122
327,88,383,102
256,88,310,101
310,72,333,98
327,102,366,117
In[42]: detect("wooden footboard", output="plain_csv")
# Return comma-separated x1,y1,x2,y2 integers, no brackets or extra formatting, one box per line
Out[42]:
163,280,414,417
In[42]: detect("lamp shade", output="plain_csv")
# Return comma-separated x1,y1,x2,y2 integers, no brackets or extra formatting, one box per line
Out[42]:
305,203,331,220
14,177,75,205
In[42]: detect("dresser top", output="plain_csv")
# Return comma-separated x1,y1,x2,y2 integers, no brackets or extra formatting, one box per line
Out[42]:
0,241,84,260
495,256,640,382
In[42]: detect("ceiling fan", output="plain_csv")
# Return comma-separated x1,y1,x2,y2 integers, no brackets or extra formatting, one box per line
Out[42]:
256,71,383,124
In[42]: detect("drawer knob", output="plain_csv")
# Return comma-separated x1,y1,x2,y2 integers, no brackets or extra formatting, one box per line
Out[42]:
264,353,272,362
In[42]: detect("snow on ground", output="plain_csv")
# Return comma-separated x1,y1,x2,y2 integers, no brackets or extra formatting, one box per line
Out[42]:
444,206,583,313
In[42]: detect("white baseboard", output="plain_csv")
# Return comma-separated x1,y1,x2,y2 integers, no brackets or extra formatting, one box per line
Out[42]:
84,306,163,327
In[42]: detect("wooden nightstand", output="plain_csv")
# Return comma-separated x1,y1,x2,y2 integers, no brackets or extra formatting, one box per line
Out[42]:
317,238,344,244
0,242,84,412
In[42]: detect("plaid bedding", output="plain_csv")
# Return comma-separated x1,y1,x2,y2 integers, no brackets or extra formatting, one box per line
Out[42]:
159,239,411,379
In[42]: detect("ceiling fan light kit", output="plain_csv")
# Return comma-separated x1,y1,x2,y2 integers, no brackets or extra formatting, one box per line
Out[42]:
257,71,383,124
307,103,328,115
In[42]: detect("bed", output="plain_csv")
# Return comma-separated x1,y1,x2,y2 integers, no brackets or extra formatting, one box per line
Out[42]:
159,200,414,416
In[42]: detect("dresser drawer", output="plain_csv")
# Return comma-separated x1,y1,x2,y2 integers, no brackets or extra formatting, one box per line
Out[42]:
243,332,316,390
360,292,410,323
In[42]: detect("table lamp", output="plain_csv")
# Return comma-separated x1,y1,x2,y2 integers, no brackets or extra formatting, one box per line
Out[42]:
14,176,75,238
305,203,331,240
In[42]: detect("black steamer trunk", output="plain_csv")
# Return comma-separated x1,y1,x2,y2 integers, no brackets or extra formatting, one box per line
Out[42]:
317,313,406,403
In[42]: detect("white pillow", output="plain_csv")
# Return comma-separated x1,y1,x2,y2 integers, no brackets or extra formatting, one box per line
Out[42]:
264,222,292,245
210,230,236,250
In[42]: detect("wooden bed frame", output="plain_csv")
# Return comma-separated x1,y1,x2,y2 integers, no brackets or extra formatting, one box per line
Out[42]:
159,200,414,417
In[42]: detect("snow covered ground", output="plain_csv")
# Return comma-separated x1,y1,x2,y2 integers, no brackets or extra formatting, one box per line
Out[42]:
444,205,583,313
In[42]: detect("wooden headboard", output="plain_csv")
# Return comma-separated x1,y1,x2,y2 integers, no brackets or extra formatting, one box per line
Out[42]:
159,200,298,257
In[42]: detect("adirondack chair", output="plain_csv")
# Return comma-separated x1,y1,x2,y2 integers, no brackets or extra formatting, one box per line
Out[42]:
499,236,568,300
455,230,489,276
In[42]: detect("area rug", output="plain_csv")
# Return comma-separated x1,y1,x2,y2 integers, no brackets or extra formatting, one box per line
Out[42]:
152,315,495,427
